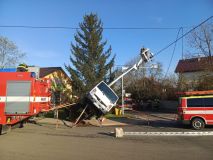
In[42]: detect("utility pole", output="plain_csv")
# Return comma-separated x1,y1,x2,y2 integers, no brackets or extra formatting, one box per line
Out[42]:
121,66,128,115
121,76,124,115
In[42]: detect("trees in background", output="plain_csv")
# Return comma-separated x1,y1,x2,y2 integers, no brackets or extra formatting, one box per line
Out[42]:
196,76,213,90
125,74,178,102
187,23,213,70
183,23,213,91
126,77,162,101
187,24,212,57
0,36,25,68
66,13,115,98
122,58,177,103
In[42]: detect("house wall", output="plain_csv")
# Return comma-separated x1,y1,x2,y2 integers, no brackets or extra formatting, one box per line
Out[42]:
43,70,72,102
181,71,213,82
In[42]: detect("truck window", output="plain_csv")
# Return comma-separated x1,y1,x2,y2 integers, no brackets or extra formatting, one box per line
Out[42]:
203,98,213,107
187,98,203,107
97,82,118,104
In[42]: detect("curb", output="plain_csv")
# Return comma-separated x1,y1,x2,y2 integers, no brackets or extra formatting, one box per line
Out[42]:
114,128,213,137
124,131,213,136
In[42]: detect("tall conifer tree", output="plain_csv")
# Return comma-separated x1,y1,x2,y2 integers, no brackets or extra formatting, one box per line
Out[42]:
66,13,115,98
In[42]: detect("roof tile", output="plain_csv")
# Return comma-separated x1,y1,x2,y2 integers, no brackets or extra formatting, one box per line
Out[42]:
175,56,213,73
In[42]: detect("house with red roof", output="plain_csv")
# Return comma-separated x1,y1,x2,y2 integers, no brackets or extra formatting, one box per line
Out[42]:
175,56,213,82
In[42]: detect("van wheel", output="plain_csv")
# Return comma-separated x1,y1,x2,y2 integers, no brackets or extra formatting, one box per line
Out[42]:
191,118,205,130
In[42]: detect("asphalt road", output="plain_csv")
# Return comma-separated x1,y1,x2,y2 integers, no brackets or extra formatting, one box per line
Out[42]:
1,121,213,160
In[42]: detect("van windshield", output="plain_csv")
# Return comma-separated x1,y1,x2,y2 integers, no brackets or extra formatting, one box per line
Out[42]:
97,82,118,104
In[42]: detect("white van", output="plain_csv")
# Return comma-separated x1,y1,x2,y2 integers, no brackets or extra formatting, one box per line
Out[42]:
87,81,119,114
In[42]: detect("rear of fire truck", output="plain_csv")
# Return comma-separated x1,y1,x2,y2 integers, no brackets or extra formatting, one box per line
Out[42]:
0,71,51,134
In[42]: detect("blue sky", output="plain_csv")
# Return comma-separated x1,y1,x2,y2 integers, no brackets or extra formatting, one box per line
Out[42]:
0,0,212,75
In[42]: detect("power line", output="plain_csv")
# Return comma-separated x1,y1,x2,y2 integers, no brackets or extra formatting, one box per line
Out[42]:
0,25,79,30
164,27,181,78
181,27,184,59
154,16,213,57
0,25,191,30
115,15,212,71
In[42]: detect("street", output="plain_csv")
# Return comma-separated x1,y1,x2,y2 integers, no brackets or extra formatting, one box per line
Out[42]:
1,115,213,160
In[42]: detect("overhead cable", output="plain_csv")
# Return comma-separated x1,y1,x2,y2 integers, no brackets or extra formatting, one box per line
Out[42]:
154,16,213,57
164,27,182,78
0,25,190,30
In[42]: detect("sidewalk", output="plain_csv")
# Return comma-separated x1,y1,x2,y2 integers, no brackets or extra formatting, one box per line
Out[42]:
84,118,128,127
35,117,128,127
36,118,73,127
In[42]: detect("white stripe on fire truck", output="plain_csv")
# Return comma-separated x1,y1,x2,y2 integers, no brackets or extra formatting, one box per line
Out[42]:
30,97,51,102
206,120,213,122
184,110,213,114
0,97,6,102
6,96,30,102
0,96,50,102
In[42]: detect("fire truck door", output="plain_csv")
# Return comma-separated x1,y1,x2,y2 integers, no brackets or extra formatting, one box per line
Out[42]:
5,81,31,114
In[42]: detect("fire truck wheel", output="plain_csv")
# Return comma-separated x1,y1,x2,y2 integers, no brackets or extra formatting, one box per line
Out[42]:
19,121,24,128
191,118,205,130
0,125,2,135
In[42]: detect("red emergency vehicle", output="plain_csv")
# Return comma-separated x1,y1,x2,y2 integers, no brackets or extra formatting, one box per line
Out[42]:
177,90,213,130
0,72,51,134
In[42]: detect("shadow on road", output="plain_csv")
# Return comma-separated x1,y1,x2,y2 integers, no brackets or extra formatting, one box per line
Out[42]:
98,132,115,137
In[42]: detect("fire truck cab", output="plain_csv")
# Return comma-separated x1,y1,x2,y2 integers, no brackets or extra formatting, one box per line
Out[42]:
177,90,213,130
0,72,51,134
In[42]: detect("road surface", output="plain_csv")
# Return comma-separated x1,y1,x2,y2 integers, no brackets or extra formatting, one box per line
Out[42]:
0,121,213,160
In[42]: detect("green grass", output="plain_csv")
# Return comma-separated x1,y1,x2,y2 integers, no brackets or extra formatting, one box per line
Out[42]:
104,113,126,118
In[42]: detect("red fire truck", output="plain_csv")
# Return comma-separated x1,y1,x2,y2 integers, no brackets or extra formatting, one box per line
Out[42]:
0,72,51,134
177,90,213,130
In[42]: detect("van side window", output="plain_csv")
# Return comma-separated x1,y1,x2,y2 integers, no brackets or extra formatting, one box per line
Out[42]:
187,98,203,107
203,98,213,107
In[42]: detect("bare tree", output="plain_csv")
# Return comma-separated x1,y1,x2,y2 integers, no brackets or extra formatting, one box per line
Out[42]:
121,54,167,102
0,36,25,68
187,24,213,57
122,55,163,83
147,61,163,80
